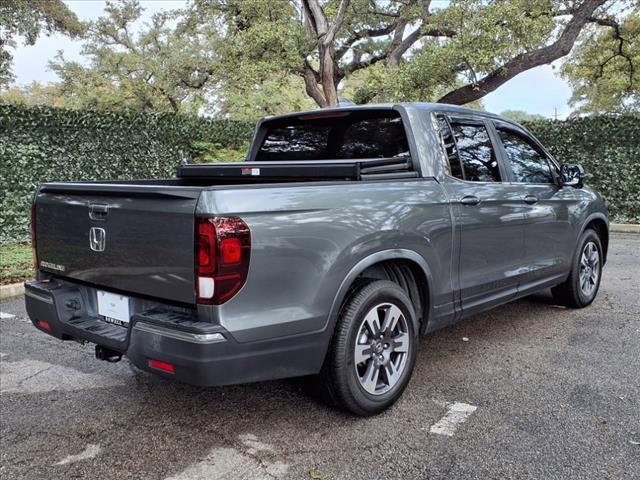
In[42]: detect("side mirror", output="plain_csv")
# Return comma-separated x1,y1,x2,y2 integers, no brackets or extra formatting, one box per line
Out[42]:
560,164,585,188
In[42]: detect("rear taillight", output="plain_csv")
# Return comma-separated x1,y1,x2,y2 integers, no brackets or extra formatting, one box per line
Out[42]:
196,216,251,305
31,200,38,269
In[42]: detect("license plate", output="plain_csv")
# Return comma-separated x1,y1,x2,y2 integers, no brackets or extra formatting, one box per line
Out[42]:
97,290,130,326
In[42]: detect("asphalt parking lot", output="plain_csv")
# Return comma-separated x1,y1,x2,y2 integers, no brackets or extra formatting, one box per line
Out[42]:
1,233,638,480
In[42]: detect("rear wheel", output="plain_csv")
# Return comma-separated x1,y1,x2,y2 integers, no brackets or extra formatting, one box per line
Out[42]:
552,229,603,308
319,280,418,416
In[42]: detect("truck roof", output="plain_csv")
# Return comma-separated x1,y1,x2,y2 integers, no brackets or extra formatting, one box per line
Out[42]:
261,102,506,123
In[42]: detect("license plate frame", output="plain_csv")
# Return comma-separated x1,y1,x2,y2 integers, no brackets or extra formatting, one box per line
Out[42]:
97,290,130,326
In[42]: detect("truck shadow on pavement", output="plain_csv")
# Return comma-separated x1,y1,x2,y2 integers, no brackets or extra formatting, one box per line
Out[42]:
117,288,572,421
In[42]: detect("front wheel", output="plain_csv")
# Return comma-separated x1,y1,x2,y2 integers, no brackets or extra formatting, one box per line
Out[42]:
319,280,418,416
552,229,603,308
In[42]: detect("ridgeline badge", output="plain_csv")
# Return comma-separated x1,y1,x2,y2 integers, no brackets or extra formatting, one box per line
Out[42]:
40,260,65,272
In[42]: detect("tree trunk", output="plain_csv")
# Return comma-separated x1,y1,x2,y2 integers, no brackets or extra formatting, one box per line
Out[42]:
318,40,339,107
301,0,349,108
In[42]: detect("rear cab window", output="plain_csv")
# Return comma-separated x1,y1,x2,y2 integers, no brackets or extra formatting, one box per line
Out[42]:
256,110,410,161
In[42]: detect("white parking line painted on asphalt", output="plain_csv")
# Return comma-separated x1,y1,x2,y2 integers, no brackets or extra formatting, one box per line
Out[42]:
0,359,124,394
165,435,289,480
429,402,478,436
239,433,275,455
0,311,29,322
55,444,101,465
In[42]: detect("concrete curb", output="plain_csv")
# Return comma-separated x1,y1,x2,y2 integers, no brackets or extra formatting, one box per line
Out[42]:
610,223,640,234
0,282,25,301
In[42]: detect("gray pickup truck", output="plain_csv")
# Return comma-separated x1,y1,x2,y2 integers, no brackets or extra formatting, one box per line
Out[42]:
25,103,608,415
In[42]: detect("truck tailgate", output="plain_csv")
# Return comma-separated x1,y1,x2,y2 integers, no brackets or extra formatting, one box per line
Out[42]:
34,183,201,304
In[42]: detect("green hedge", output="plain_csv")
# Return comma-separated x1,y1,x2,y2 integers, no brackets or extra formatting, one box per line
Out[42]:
1,104,638,244
0,104,254,244
524,114,640,225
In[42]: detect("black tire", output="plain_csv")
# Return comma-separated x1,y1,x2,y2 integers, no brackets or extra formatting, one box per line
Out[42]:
552,228,603,308
318,280,418,416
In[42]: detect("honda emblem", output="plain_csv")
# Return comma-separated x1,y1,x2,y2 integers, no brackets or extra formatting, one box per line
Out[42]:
89,227,106,252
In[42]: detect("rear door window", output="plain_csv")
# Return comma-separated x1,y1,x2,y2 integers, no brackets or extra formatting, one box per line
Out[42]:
435,115,464,180
497,128,554,183
450,123,501,182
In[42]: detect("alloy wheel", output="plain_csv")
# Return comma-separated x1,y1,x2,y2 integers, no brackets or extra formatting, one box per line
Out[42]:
579,241,600,298
353,302,410,396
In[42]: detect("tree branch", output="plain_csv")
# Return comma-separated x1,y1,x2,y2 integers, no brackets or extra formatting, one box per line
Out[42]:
302,0,329,36
343,50,388,75
587,16,635,87
387,0,459,67
301,0,317,41
335,22,398,59
438,0,608,105
326,0,350,44
302,59,327,107
388,25,421,67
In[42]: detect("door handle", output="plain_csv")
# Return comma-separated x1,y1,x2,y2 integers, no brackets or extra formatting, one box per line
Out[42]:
523,195,538,205
460,195,480,206
89,203,109,221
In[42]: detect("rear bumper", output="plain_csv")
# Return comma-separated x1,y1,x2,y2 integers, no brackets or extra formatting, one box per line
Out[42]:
24,279,328,386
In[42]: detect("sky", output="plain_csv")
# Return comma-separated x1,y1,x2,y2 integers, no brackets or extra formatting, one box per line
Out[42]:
9,0,573,119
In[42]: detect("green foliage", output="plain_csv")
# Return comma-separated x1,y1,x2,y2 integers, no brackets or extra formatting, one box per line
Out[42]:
190,141,249,163
524,115,640,223
192,0,312,119
1,104,637,244
214,75,316,121
561,6,639,114
47,0,311,120
21,1,631,116
49,0,216,113
500,110,547,123
183,0,616,109
347,0,556,104
0,0,84,86
0,81,67,108
0,104,253,243
0,243,33,284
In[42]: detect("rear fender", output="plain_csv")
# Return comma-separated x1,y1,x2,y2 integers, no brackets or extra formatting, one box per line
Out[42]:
325,248,434,336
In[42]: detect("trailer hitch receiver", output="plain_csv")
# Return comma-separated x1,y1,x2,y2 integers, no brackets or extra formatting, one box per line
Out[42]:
95,345,122,363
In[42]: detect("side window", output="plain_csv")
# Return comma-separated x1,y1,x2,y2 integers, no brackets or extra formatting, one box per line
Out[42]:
497,128,554,183
434,115,464,180
450,123,501,182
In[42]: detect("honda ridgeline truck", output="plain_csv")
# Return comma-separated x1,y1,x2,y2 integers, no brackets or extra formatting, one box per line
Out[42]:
25,103,608,415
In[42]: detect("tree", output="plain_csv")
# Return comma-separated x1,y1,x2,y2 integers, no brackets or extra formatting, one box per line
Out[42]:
561,5,639,114
49,0,318,117
0,81,66,107
215,75,316,121
500,110,547,122
50,0,217,113
0,0,84,87
194,0,616,109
